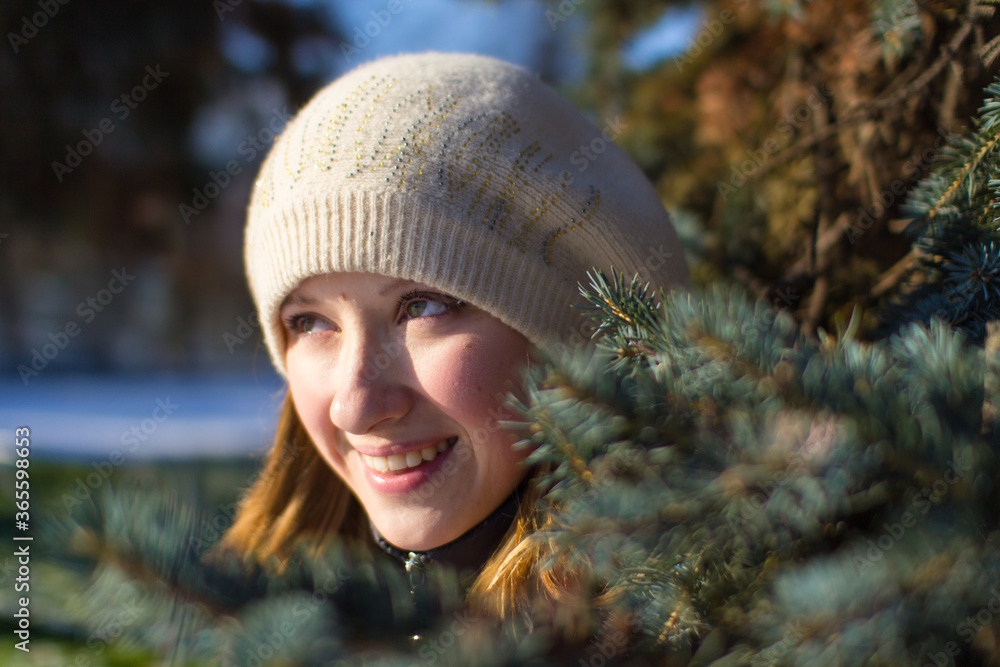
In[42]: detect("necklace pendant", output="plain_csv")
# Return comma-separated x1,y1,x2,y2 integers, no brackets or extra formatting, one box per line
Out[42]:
405,551,427,590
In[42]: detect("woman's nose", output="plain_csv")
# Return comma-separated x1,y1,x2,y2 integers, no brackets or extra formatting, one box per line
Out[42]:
328,332,412,435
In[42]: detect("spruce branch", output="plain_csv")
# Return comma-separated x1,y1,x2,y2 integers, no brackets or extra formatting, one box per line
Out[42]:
43,277,1000,665
876,74,1000,340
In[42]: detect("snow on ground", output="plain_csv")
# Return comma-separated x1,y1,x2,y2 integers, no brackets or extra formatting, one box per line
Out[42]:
0,373,285,463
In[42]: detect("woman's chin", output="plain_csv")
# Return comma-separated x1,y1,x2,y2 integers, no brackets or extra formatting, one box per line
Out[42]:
370,511,462,552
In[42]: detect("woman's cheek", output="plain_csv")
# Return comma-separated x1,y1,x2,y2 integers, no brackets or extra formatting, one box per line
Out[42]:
419,342,488,410
286,352,336,448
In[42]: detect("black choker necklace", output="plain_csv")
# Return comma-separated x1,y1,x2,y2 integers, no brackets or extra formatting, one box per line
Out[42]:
370,477,530,584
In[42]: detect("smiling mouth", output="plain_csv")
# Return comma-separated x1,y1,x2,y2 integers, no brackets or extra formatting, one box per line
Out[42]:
362,437,457,473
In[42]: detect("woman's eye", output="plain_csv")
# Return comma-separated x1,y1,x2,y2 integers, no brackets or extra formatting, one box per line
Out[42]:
399,292,465,321
404,299,449,319
286,314,332,335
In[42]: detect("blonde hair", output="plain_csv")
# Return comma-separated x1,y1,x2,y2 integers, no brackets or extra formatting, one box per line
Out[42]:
220,393,596,639
220,396,365,559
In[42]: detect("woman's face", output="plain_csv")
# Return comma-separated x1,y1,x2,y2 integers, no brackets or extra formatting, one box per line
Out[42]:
281,272,533,551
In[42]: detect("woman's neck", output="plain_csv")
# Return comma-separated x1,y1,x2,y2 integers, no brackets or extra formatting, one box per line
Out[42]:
369,477,529,576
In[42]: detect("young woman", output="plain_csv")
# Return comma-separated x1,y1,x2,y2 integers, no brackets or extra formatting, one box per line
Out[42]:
222,51,689,628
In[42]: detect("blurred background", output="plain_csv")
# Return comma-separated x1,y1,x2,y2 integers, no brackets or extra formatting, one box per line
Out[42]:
1,0,999,663
0,0,607,460
3,0,996,462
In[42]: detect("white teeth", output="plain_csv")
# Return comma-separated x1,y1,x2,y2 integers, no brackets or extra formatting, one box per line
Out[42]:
363,438,455,473
364,455,389,473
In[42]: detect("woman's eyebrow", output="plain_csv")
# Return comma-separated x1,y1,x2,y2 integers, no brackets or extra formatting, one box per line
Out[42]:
281,293,318,308
281,278,417,307
378,277,416,297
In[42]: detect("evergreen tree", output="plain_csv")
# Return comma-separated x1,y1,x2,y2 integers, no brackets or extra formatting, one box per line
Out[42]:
37,3,1000,665
49,264,1000,664
578,0,1000,336
878,78,1000,342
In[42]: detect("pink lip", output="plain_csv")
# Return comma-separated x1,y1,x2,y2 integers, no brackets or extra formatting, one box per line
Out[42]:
351,437,453,458
360,437,459,495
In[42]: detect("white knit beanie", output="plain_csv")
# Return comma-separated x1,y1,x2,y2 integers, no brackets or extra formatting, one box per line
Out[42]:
245,52,689,377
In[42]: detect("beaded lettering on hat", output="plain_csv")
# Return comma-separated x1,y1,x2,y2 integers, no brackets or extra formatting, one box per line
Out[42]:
253,73,603,267
544,185,599,265
244,53,691,378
